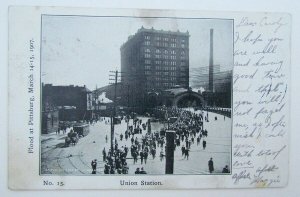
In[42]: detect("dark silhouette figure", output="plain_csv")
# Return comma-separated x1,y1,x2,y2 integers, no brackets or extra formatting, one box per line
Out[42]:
208,158,214,173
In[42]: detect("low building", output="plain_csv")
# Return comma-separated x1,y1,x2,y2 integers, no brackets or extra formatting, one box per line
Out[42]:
42,84,93,122
41,97,59,134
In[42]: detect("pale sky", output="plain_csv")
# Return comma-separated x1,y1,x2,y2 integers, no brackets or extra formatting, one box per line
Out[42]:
41,15,233,90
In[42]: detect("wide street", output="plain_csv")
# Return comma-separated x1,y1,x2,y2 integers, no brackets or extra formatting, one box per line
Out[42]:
41,110,231,175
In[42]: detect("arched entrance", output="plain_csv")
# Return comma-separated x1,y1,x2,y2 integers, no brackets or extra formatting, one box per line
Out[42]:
147,92,158,108
173,91,205,108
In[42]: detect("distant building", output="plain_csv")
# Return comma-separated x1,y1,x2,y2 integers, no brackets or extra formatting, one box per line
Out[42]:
190,66,232,108
42,98,59,134
190,64,221,91
91,85,116,116
120,27,190,111
42,84,93,123
202,70,232,108
213,70,232,93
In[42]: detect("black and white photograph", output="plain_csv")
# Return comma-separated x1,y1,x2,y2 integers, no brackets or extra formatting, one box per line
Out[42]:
5,4,293,192
40,15,233,175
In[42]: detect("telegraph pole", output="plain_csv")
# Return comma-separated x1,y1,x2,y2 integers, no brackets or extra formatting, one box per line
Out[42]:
109,70,119,152
126,83,130,131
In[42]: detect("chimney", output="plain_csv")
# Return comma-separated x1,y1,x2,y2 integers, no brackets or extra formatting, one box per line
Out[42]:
208,29,214,92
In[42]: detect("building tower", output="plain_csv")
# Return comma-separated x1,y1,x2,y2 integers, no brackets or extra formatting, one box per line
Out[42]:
120,27,190,111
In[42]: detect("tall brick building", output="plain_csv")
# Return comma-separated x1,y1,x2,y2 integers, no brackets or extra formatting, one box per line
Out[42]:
120,27,190,110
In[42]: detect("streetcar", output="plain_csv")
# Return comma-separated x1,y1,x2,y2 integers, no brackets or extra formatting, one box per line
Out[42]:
73,123,89,137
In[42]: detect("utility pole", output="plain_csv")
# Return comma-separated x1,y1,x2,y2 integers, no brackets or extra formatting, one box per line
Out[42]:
165,130,175,174
126,83,130,131
109,70,120,152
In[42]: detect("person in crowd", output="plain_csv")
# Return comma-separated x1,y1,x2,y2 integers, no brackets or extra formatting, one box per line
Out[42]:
91,159,97,174
135,168,140,174
222,165,230,173
104,162,110,174
203,139,206,150
102,147,106,161
184,148,190,160
197,136,200,146
181,145,186,156
140,167,147,174
144,150,148,164
160,149,165,161
208,158,214,173
140,151,144,164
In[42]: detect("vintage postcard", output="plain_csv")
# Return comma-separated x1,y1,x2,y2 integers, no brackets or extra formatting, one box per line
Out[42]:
8,7,290,189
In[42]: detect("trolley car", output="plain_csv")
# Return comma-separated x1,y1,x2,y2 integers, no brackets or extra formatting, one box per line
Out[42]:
73,124,89,137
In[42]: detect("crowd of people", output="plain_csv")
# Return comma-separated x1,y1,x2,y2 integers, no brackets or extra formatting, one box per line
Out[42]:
95,117,152,174
166,107,230,174
102,145,130,174
164,107,209,160
93,107,230,175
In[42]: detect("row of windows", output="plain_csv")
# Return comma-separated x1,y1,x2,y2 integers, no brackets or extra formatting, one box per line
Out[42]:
155,66,176,71
145,70,176,75
155,54,161,59
146,66,185,72
162,55,169,59
145,59,187,66
145,54,185,60
155,71,176,76
144,35,187,43
153,77,177,81
154,60,177,66
157,42,169,47
154,72,176,76
145,78,177,85
144,41,186,48
144,71,178,78
145,66,176,71
155,37,174,42
145,48,186,55
170,61,177,66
